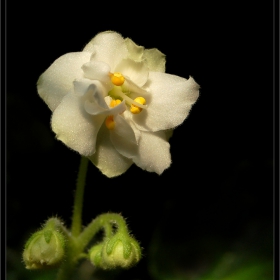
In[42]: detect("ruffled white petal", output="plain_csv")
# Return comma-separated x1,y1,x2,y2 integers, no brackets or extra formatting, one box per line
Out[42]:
81,61,112,91
51,93,104,156
110,115,138,159
115,58,149,87
113,115,137,143
73,78,107,97
88,123,133,177
132,130,171,175
84,31,128,71
73,78,94,97
81,81,111,114
37,52,91,112
123,110,141,144
143,48,166,72
133,73,200,132
124,38,144,61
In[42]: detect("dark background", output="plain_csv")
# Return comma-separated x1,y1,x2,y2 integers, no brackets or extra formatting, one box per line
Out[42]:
7,1,274,280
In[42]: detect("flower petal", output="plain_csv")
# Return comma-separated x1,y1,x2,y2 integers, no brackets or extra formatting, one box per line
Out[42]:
81,81,110,114
72,79,113,115
124,38,144,61
85,98,126,116
84,31,128,71
110,115,138,159
81,61,112,91
51,93,104,156
143,48,166,72
73,78,107,97
115,58,149,87
123,110,141,144
88,123,133,177
37,52,91,112
132,130,171,175
113,115,137,143
133,73,200,131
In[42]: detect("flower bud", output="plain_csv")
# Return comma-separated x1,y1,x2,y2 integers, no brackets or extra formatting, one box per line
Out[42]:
101,233,141,269
23,228,65,269
89,243,104,267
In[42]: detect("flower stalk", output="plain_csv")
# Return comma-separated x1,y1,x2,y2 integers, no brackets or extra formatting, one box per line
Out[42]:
71,156,89,237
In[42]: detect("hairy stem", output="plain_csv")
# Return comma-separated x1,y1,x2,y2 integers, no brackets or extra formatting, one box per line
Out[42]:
71,156,88,237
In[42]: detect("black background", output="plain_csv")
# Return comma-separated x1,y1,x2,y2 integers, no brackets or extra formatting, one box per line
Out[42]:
7,1,274,280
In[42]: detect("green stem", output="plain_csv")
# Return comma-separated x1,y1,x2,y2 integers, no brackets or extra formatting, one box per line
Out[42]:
55,238,80,280
56,157,129,280
78,213,128,251
56,156,89,280
71,156,89,237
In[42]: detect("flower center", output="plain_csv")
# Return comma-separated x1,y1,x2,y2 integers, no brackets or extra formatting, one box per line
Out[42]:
105,99,122,130
130,97,146,114
107,73,147,115
110,99,122,107
109,72,125,86
105,116,115,130
109,87,147,113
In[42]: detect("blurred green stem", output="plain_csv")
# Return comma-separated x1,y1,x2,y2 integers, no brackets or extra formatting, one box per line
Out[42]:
71,156,88,237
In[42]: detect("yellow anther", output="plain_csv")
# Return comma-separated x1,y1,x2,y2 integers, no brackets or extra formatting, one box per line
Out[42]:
109,72,125,86
105,116,115,130
130,97,146,114
110,99,122,108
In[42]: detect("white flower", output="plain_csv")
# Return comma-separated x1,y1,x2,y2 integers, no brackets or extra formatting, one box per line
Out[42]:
37,31,200,177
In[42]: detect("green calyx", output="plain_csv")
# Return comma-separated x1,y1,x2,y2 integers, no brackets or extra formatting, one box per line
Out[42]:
89,243,104,267
89,231,141,270
23,218,66,269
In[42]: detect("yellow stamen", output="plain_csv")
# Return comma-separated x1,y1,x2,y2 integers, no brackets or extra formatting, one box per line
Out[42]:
110,99,122,108
105,116,115,130
130,97,146,114
109,72,125,86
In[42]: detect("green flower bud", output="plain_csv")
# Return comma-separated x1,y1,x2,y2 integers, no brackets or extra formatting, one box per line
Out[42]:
101,233,141,269
89,243,104,267
23,228,65,269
